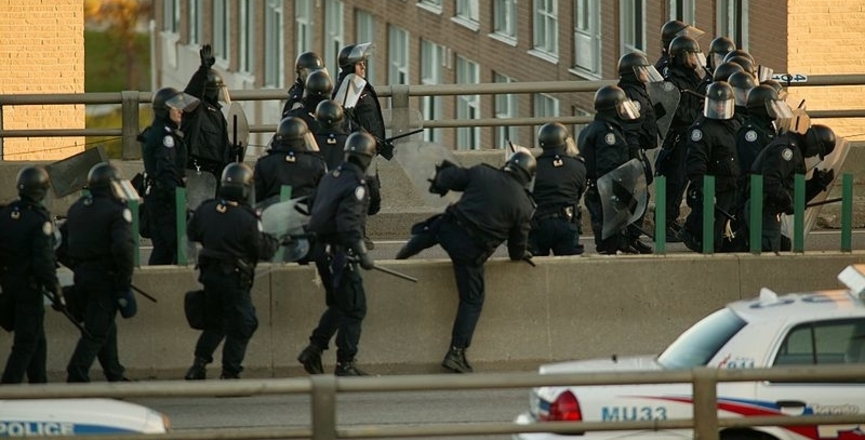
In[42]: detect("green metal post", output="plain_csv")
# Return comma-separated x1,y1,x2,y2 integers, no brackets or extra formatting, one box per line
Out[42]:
841,173,853,252
702,176,715,255
129,198,141,267
749,174,763,255
176,187,187,265
793,174,805,253
654,176,666,255
272,186,293,262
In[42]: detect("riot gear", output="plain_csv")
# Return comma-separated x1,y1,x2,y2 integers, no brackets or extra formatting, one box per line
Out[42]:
594,85,639,120
503,149,537,186
152,87,199,120
303,69,334,102
802,124,836,159
16,166,50,201
746,84,791,120
703,81,735,120
617,52,663,83
761,79,787,100
219,163,254,202
537,122,569,150
661,20,703,50
315,99,344,128
204,69,230,105
728,71,756,107
273,116,313,151
344,131,377,171
712,62,745,82
668,36,704,70
85,162,137,202
725,49,756,65
724,54,756,78
338,42,374,70
707,37,736,71
295,51,325,84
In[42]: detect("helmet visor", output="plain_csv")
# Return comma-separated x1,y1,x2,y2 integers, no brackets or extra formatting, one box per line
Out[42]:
346,42,375,64
777,108,811,135
678,25,705,41
302,131,320,152
109,179,141,203
710,53,727,71
766,99,793,120
216,84,231,106
165,92,201,113
757,65,774,82
733,87,750,107
616,99,641,120
635,65,664,83
704,97,735,119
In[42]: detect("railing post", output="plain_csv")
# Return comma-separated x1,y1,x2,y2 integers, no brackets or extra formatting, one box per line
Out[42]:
749,174,763,255
692,367,719,440
654,176,666,255
310,375,338,440
176,187,187,265
120,91,142,160
793,174,806,252
702,176,715,255
841,173,854,252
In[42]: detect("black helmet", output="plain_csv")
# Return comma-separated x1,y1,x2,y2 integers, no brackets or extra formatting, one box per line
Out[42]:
712,62,745,82
204,69,230,104
274,117,310,148
616,51,662,83
727,71,756,106
761,79,784,95
16,165,50,202
152,87,199,120
668,36,701,69
724,49,755,65
315,99,344,127
703,81,735,120
338,43,373,70
303,69,334,101
802,124,836,160
707,37,736,70
661,20,688,50
86,162,121,198
295,51,324,83
724,54,755,76
594,85,639,120
344,131,377,171
503,149,537,187
746,84,790,120
537,122,569,150
219,163,254,202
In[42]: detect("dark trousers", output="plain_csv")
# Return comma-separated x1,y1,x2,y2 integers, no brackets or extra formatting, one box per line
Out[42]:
683,186,737,253
67,269,122,382
528,217,583,256
192,268,258,377
762,209,784,253
309,247,367,363
1,284,46,384
655,137,689,226
585,187,628,253
146,192,177,265
438,219,488,349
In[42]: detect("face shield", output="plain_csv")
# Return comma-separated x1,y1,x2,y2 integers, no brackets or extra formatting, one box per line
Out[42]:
766,99,793,120
212,83,231,105
678,25,706,42
166,92,201,113
109,178,141,203
777,108,811,135
732,86,750,107
704,95,735,120
710,53,727,72
757,65,774,82
634,65,664,83
564,136,579,156
302,131,320,152
344,43,375,66
617,99,641,121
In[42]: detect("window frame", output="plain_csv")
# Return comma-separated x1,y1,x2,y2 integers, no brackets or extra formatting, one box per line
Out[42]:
238,0,255,74
494,72,519,149
421,39,445,143
388,25,410,85
264,0,284,88
324,0,345,72
619,0,646,55
532,0,559,58
571,0,600,78
717,0,748,49
456,55,481,150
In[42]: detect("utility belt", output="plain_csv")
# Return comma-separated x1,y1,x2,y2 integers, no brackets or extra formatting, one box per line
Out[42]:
198,254,254,288
534,205,577,222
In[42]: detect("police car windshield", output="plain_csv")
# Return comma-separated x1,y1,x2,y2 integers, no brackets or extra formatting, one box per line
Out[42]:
657,308,747,369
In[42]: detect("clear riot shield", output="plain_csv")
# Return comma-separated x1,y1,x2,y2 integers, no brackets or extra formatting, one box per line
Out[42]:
260,197,312,262
646,81,681,140
393,139,462,209
225,102,250,162
185,169,217,211
45,146,109,197
596,158,649,240
333,74,368,109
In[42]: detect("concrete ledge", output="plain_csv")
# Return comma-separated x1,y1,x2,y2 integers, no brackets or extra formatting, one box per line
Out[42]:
7,251,863,380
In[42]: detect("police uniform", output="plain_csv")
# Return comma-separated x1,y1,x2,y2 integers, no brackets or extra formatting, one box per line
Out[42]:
579,115,632,254
736,116,777,189
528,148,586,256
183,65,231,176
141,118,187,265
0,199,58,384
281,81,304,119
681,116,740,252
286,100,324,135
64,192,135,382
253,143,326,204
187,197,278,379
313,129,349,171
304,162,371,367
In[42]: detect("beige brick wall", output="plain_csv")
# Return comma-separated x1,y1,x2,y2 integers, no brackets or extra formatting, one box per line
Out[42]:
0,0,85,161
786,0,865,138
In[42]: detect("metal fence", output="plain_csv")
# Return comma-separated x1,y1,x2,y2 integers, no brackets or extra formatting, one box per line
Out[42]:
2,366,865,440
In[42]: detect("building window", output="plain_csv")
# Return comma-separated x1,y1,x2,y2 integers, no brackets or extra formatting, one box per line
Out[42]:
418,0,442,13
456,56,480,150
494,72,519,149
533,0,558,56
455,0,479,27
493,0,517,41
264,0,284,87
188,0,203,45
163,0,180,33
669,0,695,23
213,0,229,61
421,39,444,143
295,0,313,57
620,0,646,54
718,0,748,48
388,25,410,85
356,10,376,84
573,0,600,76
533,93,559,138
325,0,344,70
239,0,255,73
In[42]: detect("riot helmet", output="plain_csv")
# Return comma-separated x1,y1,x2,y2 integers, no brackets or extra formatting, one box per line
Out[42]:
660,20,704,52
338,42,374,71
537,122,570,150
707,37,736,71
724,54,756,78
16,165,50,202
219,163,254,202
343,131,377,171
303,69,334,106
295,51,325,84
86,162,138,202
712,62,745,82
702,81,735,120
727,71,756,107
760,79,787,101
724,49,756,66
746,85,792,120
617,52,663,83
802,124,836,160
274,117,311,149
152,87,200,120
315,99,345,128
594,85,640,121
204,69,230,105
668,36,705,70
503,148,537,187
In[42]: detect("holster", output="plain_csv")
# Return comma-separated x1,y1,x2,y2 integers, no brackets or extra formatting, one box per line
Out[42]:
234,259,254,289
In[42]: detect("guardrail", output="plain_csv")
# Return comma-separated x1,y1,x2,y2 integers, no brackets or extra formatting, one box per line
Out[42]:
2,366,864,440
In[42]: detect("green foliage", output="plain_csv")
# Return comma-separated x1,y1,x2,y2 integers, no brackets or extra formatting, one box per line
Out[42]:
84,29,151,93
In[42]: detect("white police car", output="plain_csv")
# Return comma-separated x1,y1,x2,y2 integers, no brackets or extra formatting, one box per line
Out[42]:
0,398,169,436
514,265,865,440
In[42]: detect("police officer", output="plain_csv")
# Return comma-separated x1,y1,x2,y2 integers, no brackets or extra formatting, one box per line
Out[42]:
64,163,136,383
183,44,233,174
254,116,327,206
528,122,586,256
426,148,535,373
750,125,836,252
141,86,199,265
728,71,756,127
706,37,736,73
184,163,279,380
313,99,349,170
654,35,705,242
655,20,703,75
680,81,740,253
283,52,326,117
296,132,378,377
0,166,61,384
736,85,787,197
617,52,662,253
286,69,334,135
580,85,641,254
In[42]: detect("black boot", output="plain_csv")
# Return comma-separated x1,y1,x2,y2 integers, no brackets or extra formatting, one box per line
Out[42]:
220,371,240,379
335,360,369,376
631,240,653,254
441,347,473,373
184,357,208,381
297,344,324,374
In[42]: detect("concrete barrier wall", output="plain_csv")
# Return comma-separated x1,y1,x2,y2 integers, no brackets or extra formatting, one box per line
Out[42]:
3,252,862,381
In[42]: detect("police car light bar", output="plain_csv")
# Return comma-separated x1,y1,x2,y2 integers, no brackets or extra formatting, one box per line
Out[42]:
837,264,865,298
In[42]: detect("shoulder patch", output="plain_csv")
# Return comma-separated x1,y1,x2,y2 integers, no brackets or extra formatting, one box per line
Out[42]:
690,129,703,142
745,130,758,142
163,135,175,148
122,208,133,223
604,133,616,146
633,100,641,111
354,186,366,201
42,221,53,236
781,148,794,161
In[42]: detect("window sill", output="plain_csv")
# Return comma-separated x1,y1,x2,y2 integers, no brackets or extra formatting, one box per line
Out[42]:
450,16,480,32
568,67,602,81
416,3,442,15
488,33,517,47
527,49,558,65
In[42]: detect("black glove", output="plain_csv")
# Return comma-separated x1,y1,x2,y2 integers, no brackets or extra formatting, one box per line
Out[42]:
781,194,795,215
512,250,533,263
427,160,457,196
687,186,703,207
377,140,395,160
117,288,138,319
200,44,216,68
351,240,375,270
813,168,835,191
